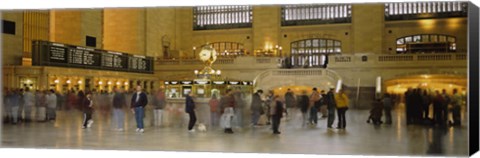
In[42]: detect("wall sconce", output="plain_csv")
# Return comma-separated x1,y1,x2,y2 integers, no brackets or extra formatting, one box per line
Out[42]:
78,80,82,84
108,81,112,85
66,80,71,84
54,79,59,84
216,70,221,75
99,81,103,85
124,82,129,85
116,81,121,85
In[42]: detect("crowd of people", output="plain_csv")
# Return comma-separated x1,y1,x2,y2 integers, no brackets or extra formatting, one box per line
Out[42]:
3,85,463,135
188,87,351,135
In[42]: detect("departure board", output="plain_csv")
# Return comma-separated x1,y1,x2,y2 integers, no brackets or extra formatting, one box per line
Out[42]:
32,40,153,74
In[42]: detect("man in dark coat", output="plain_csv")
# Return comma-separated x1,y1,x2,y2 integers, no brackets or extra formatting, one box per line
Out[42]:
326,88,337,128
271,95,284,134
130,85,148,133
298,90,309,127
250,89,264,126
405,88,413,125
284,89,296,119
185,91,196,132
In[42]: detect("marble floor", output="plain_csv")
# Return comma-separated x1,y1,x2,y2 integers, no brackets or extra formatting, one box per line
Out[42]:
0,105,469,157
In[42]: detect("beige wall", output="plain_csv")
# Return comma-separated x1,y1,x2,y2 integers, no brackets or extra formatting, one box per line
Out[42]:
103,8,146,55
352,4,385,54
253,6,281,51
1,11,24,66
50,10,82,45
81,9,103,48
146,8,176,58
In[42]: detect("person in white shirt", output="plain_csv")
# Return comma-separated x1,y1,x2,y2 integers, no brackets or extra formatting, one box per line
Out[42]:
23,88,35,122
46,89,57,121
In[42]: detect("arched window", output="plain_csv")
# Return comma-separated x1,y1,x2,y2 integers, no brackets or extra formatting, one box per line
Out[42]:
385,2,467,20
396,34,456,54
193,6,252,30
200,42,245,57
281,4,352,26
290,38,341,68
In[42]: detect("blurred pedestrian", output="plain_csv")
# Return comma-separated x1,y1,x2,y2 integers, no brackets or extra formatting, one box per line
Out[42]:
309,88,320,125
271,95,284,134
82,92,94,129
185,91,196,132
220,89,236,134
250,89,264,126
209,93,220,127
298,90,309,127
450,88,461,126
46,89,57,121
383,93,394,124
284,88,296,120
326,88,336,128
112,87,127,131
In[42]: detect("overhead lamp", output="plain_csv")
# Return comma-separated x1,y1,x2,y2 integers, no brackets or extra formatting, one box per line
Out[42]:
124,82,129,85
66,80,71,84
216,70,221,75
54,80,59,84
99,81,103,85
78,80,82,84
116,82,121,85
108,81,112,85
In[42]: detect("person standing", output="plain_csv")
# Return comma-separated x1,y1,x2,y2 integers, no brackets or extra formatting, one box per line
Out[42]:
185,91,197,132
113,88,127,131
298,90,309,127
209,94,220,127
422,90,431,121
450,88,461,126
23,88,35,123
271,95,284,134
335,89,349,129
383,93,394,124
284,88,296,120
131,85,148,133
309,88,320,125
264,90,274,125
326,88,337,128
82,92,94,129
46,89,57,121
250,89,264,126
221,89,236,134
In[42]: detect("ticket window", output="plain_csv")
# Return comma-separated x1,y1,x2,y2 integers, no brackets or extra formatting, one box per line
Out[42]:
182,86,192,97
167,88,179,98
19,77,36,90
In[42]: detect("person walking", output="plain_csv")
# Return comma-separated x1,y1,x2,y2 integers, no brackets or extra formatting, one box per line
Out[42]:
113,88,127,131
250,89,264,126
319,90,328,118
450,88,462,126
46,89,57,121
284,88,296,120
130,85,148,133
404,88,414,125
209,94,220,128
309,88,320,125
271,95,284,134
326,88,337,128
298,90,309,127
82,92,94,129
422,90,431,121
23,88,35,123
9,89,21,124
335,89,349,129
221,89,236,134
153,88,166,127
185,91,197,132
440,89,450,126
432,90,445,127
383,93,394,124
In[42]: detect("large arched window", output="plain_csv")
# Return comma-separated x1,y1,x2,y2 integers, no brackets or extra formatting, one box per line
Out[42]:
200,42,245,57
396,34,456,54
385,2,468,21
290,38,341,68
193,6,253,30
281,4,352,26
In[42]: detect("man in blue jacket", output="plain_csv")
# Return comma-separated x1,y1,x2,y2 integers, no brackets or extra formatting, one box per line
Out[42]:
131,85,148,133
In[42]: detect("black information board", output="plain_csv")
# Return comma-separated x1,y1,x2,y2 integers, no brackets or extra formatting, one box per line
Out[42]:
32,40,153,74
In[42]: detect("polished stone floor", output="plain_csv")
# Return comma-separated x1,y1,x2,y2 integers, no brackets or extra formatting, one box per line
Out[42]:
0,104,469,157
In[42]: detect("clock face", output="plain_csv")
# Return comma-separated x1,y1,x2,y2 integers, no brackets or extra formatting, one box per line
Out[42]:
199,49,211,61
